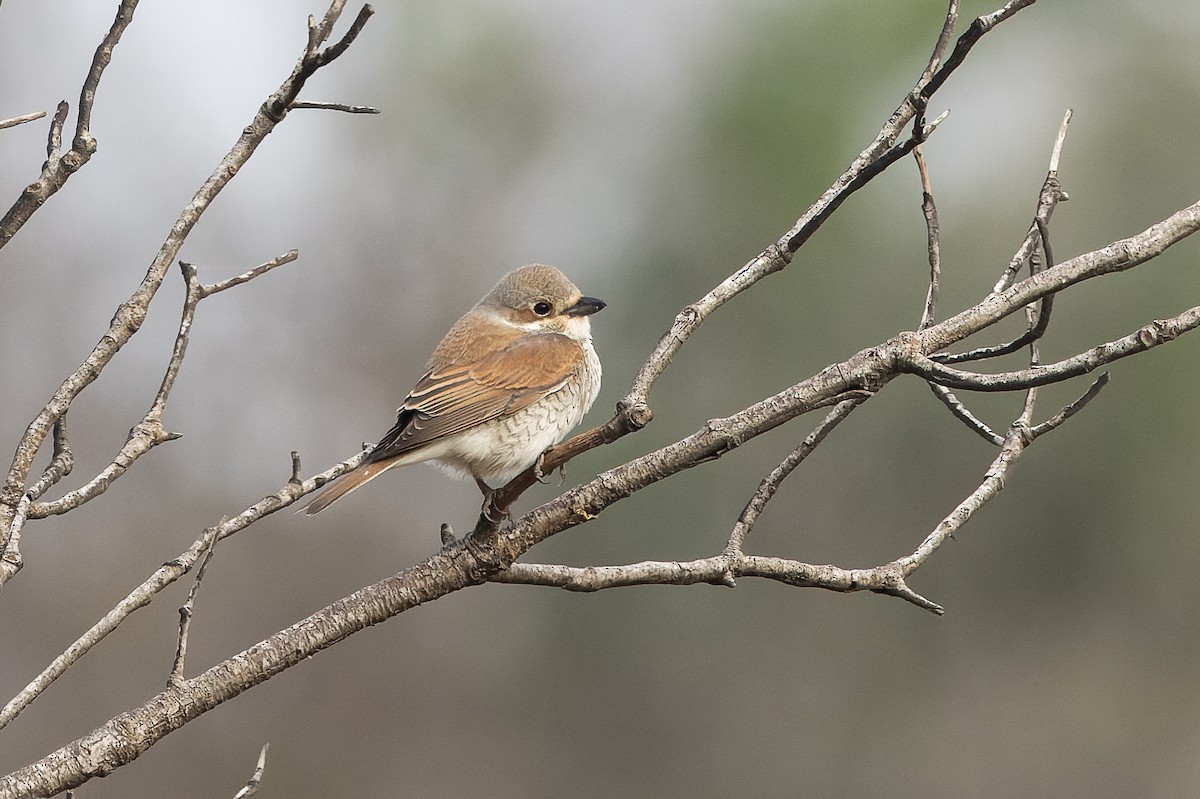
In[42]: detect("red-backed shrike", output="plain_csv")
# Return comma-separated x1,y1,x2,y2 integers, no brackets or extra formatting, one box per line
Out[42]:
303,264,604,515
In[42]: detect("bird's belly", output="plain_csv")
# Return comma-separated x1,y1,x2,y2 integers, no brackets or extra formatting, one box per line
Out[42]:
430,383,594,486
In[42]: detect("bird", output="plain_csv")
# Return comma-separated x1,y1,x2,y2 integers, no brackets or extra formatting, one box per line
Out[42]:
303,263,604,515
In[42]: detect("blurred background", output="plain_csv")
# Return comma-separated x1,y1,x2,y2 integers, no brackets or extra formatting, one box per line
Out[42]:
2,1,1199,796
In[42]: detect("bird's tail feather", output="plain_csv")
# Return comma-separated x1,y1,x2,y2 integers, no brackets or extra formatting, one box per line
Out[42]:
302,457,403,515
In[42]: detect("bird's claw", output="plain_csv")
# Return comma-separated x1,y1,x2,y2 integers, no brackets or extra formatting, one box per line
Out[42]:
481,490,510,525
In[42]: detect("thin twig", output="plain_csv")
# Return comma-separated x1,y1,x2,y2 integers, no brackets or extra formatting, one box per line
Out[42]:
921,0,1039,100
1028,373,1109,438
992,107,1071,295
43,102,69,165
24,417,73,503
0,4,374,584
198,249,299,297
75,0,140,145
0,416,72,571
269,3,376,119
0,111,47,131
0,443,365,731
0,1,138,251
169,522,222,688
1048,108,1073,174
915,145,941,331
233,744,270,799
928,384,1005,445
291,100,380,114
910,306,1200,391
725,397,864,560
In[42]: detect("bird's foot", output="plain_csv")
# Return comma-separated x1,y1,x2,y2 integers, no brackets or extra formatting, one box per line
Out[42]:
533,452,567,485
481,490,510,525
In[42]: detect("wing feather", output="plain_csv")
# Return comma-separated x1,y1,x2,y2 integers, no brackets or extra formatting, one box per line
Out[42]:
364,333,581,464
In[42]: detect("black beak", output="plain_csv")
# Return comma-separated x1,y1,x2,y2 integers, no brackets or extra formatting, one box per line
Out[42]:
565,296,606,316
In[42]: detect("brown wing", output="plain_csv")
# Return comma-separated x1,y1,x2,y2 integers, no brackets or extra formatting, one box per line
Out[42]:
365,333,582,464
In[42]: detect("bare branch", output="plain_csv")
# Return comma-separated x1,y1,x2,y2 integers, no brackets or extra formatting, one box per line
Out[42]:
494,554,943,614
910,123,1008,445
169,523,221,688
927,383,1005,445
0,1,138,251
911,306,1200,391
725,397,865,558
198,249,300,297
290,100,380,114
1047,107,1073,174
915,145,941,330
1028,373,1110,439
26,263,203,519
43,101,69,164
0,5,375,584
268,3,377,120
0,440,366,731
24,418,74,503
920,0,1039,100
233,744,270,799
0,111,46,130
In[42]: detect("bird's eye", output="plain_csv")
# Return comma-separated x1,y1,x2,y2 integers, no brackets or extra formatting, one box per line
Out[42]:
532,301,553,316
